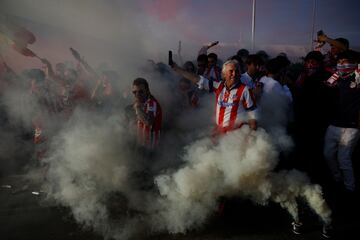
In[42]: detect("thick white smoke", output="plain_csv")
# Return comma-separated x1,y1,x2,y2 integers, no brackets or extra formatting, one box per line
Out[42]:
258,88,294,152
42,109,143,239
150,127,331,234
151,127,277,233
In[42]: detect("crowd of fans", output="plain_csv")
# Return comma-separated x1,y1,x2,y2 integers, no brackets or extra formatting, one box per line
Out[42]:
1,28,359,238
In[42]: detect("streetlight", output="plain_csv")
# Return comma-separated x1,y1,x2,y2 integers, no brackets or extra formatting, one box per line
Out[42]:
310,0,317,51
251,0,256,51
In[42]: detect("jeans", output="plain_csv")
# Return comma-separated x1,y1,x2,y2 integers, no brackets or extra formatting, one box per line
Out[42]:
324,125,360,191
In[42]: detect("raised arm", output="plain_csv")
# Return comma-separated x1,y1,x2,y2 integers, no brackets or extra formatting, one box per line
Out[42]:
70,47,99,78
171,62,201,85
70,47,102,99
1,61,15,77
177,40,184,66
0,56,22,84
317,34,347,52
198,41,219,56
40,58,56,79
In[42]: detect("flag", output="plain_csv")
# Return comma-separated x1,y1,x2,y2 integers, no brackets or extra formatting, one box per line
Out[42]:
11,43,36,57
0,14,37,57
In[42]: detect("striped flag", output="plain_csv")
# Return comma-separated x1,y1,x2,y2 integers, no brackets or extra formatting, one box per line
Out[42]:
326,72,339,86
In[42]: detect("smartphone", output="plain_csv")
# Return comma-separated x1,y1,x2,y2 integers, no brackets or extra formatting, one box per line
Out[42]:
168,50,173,66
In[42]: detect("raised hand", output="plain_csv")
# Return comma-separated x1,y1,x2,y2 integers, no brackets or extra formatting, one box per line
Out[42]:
70,47,82,62
40,58,50,65
209,41,219,47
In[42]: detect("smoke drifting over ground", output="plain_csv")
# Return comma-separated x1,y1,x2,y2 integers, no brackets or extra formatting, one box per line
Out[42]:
43,110,135,238
150,127,331,234
39,108,331,239
40,99,214,238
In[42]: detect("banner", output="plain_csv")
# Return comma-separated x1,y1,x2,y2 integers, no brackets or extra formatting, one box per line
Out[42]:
0,14,37,57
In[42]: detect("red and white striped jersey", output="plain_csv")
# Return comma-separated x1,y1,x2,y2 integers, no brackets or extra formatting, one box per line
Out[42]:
198,76,257,133
137,96,162,149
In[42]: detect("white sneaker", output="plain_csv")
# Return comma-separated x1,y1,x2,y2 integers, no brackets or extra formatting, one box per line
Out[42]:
291,221,303,235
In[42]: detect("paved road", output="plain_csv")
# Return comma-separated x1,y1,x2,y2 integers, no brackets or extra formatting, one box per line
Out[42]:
0,174,358,240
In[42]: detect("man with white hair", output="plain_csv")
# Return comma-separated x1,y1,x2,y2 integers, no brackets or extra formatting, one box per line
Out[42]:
171,59,257,135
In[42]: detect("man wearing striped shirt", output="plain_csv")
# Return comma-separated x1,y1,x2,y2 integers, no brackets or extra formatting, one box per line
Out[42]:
132,78,162,149
172,59,257,134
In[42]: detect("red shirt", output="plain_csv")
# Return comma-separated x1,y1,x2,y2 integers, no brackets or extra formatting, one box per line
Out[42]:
137,96,162,149
198,76,257,133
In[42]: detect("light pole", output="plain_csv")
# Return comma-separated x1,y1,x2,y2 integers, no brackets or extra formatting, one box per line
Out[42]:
310,0,317,51
251,0,256,51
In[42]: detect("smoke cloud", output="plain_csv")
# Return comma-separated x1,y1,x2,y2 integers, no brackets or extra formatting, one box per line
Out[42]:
149,127,331,234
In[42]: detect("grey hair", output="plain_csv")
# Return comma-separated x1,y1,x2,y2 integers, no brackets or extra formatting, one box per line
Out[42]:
221,59,240,79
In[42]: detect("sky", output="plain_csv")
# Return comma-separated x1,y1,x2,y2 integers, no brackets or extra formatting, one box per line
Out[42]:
139,0,360,49
0,0,359,69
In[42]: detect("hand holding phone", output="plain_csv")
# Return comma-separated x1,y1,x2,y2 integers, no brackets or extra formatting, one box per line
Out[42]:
168,50,174,67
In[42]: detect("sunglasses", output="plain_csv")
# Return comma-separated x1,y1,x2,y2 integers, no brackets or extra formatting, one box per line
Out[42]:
132,90,145,95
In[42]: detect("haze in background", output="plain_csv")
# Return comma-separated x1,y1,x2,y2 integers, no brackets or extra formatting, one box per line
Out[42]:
1,0,359,70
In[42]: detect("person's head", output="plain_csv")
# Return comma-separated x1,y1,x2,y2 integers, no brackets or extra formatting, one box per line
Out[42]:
27,69,45,93
245,54,264,77
64,68,78,85
330,37,349,57
222,60,240,87
271,56,291,84
304,51,324,76
265,58,284,78
275,55,291,68
132,77,150,103
336,50,359,77
207,53,218,68
55,62,66,77
256,50,270,63
337,50,358,64
229,55,245,73
197,54,208,74
237,48,249,62
183,61,196,73
179,78,192,92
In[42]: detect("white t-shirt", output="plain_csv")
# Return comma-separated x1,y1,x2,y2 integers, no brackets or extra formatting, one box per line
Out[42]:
240,72,256,89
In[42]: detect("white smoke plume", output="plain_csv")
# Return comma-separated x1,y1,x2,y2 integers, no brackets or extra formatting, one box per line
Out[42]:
36,107,331,239
42,108,145,239
36,87,213,239
150,127,331,234
258,88,294,153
